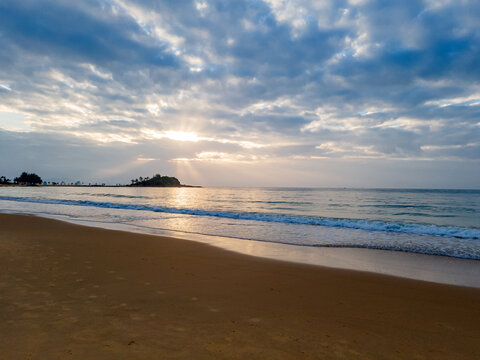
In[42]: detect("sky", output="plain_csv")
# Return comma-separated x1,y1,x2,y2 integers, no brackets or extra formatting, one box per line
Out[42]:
0,0,479,187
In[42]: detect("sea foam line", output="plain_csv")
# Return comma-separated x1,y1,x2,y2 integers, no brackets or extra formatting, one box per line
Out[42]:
0,195,479,240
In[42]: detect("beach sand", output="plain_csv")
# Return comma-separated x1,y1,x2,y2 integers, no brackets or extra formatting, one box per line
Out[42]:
0,213,479,359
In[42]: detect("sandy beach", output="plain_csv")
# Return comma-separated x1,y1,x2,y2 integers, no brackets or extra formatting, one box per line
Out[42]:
0,213,479,359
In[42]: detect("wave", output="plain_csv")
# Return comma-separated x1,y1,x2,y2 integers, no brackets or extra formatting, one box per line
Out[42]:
1,195,479,240
111,222,480,260
392,212,456,218
78,193,149,199
359,204,435,209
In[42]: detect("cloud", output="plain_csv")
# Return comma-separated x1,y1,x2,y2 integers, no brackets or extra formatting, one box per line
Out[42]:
0,1,179,67
0,0,479,186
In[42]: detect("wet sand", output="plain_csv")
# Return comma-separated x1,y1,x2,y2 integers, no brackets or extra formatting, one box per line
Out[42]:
0,213,479,359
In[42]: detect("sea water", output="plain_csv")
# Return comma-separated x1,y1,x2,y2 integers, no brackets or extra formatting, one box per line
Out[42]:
0,187,479,260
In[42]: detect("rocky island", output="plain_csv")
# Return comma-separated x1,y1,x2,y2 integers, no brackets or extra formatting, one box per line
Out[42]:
129,174,198,187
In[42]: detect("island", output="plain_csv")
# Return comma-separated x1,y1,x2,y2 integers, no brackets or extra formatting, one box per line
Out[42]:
129,174,200,187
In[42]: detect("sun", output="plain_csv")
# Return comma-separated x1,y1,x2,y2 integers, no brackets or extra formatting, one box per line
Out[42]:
163,131,200,142
142,129,201,142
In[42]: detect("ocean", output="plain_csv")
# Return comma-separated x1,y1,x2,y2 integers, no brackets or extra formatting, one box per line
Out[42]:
0,186,479,260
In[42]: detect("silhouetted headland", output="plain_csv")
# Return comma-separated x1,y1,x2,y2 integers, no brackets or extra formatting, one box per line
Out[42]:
129,174,200,187
0,172,200,187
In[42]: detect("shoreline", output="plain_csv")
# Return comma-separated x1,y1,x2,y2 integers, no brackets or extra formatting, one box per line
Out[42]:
1,183,479,190
5,210,480,288
1,213,480,359
0,184,202,188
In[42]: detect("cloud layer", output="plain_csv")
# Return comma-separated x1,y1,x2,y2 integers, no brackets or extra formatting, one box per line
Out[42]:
0,0,479,186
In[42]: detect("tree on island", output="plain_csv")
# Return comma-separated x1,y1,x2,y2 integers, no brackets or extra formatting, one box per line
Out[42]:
130,174,181,187
14,172,43,185
0,176,12,184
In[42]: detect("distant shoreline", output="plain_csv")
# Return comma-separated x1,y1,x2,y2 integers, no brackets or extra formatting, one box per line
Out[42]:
0,184,202,188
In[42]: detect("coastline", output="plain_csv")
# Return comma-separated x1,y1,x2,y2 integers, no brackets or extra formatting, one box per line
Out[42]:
0,184,125,187
5,209,479,288
1,213,479,359
1,187,479,265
